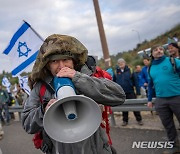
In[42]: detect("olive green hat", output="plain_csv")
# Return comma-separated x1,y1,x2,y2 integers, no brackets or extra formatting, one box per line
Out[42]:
30,34,88,82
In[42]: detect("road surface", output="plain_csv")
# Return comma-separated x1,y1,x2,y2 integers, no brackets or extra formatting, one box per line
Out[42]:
0,120,179,154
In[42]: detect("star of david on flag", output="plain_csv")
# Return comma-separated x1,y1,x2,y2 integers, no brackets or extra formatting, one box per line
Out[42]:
3,21,44,76
17,42,31,57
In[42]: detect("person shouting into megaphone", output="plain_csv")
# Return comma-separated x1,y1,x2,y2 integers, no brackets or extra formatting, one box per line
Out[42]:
22,34,125,154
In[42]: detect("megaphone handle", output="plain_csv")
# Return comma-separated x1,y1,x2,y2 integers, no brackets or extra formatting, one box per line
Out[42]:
63,101,77,120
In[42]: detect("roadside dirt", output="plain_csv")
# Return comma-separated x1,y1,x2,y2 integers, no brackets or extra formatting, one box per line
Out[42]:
112,111,179,131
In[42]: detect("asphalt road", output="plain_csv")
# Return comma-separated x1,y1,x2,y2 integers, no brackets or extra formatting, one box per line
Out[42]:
0,120,179,154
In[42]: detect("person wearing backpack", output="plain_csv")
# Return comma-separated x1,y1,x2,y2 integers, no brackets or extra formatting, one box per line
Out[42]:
21,34,126,154
147,44,180,154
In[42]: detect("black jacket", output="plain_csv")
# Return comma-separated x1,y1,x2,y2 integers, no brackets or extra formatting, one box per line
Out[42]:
115,65,140,95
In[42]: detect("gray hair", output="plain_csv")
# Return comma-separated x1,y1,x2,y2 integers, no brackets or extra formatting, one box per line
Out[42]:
117,58,126,64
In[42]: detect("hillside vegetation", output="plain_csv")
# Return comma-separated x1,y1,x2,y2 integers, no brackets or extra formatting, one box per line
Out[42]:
98,24,180,70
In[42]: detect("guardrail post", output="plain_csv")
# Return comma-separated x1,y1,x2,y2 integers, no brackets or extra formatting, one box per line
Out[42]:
110,112,116,126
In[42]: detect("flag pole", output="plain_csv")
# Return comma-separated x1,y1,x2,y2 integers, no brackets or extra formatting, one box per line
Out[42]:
23,20,44,41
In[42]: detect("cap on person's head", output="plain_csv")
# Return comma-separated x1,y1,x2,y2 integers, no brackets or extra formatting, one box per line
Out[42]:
168,42,180,50
167,37,180,49
117,58,126,64
30,34,88,81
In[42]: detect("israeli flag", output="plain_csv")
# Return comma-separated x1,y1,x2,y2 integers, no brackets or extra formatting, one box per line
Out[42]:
18,75,31,95
3,21,43,76
2,76,11,93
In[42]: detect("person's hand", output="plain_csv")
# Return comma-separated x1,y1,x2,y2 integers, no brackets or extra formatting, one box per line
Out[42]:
56,67,76,79
45,99,57,111
147,102,153,108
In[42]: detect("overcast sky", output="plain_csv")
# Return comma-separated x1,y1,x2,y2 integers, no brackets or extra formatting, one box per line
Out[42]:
0,0,180,73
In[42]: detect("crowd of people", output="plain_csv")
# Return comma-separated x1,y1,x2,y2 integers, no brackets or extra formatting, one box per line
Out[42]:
0,83,28,140
1,34,180,154
147,44,180,154
113,39,180,154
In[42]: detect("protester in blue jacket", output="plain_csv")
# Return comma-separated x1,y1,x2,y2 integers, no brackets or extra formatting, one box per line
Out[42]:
115,58,143,126
139,57,150,89
147,44,180,154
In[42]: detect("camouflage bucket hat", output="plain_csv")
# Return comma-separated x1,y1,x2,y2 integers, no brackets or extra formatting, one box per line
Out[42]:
31,34,88,81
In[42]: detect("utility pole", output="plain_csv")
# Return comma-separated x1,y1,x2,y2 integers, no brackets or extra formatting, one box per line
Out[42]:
92,0,111,68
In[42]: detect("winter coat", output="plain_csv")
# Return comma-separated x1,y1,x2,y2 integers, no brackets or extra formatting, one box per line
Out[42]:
115,65,140,95
21,65,125,154
139,66,149,88
148,56,180,101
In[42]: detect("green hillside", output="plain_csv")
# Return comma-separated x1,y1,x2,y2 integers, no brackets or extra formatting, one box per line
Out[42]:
98,24,180,70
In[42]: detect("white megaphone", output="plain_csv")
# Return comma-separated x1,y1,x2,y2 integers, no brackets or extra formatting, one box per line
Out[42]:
43,77,102,143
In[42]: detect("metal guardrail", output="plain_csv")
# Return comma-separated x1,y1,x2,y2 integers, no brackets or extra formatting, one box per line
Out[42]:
111,98,155,112
9,106,23,120
8,98,156,124
9,106,23,113
110,98,155,126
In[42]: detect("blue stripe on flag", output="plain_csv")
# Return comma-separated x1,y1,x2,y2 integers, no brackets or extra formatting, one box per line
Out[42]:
2,80,6,85
11,50,39,76
3,22,30,55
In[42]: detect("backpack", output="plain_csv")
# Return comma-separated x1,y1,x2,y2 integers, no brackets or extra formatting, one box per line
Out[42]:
85,56,113,145
8,93,15,106
92,66,113,145
169,56,179,75
32,84,53,153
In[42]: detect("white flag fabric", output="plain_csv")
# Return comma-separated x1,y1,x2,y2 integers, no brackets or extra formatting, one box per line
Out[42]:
18,75,31,95
3,21,43,76
2,76,11,93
